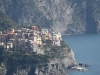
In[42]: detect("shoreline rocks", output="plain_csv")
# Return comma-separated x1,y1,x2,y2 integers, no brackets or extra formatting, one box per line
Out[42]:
67,63,90,71
79,63,90,67
69,66,88,71
68,66,88,71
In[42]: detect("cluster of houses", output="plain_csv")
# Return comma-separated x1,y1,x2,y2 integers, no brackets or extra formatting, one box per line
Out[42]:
0,26,62,54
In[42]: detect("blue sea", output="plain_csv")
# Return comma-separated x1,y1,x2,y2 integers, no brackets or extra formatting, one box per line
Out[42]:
63,34,100,75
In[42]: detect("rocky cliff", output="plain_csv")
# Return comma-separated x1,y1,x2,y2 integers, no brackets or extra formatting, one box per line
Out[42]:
0,0,100,34
0,41,76,75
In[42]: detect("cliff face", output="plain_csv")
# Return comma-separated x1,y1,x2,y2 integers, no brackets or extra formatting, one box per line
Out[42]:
86,0,99,33
0,45,76,75
0,0,100,34
12,63,67,75
0,0,73,34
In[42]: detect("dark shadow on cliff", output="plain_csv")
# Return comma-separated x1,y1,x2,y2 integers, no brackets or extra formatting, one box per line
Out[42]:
85,0,98,34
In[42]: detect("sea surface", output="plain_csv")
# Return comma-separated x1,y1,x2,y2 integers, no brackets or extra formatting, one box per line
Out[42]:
63,34,100,75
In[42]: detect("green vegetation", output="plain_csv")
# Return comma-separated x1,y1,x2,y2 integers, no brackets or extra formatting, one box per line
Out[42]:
0,0,52,28
44,40,71,59
0,11,19,33
43,40,53,48
60,41,71,52
0,0,100,33
0,49,50,75
0,47,5,64
0,39,71,75
60,41,68,47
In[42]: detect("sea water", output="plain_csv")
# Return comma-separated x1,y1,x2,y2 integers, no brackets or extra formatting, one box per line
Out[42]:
63,34,100,75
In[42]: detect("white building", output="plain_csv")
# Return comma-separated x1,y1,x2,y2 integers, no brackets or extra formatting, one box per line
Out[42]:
7,42,13,49
32,44,44,55
56,32,62,40
52,32,62,46
53,40,61,46
41,29,48,35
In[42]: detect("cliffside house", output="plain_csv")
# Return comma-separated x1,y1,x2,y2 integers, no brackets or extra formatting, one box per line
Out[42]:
0,34,7,43
7,42,13,49
33,44,44,55
52,32,62,46
41,29,48,35
41,29,52,40
36,35,42,46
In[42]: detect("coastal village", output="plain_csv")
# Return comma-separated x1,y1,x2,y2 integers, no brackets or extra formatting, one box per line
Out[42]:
0,26,89,73
0,25,62,55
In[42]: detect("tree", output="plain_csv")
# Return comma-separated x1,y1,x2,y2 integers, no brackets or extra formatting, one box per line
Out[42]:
0,47,5,64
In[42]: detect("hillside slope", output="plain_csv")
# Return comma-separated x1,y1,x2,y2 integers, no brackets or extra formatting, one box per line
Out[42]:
0,11,18,32
0,0,100,34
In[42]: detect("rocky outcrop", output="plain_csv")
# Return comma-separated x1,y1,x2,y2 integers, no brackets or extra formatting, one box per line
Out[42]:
61,49,77,68
33,47,76,75
0,45,76,75
0,63,7,75
10,63,67,75
35,63,67,75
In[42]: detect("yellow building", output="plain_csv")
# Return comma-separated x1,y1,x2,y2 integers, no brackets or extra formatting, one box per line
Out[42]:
36,35,42,45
